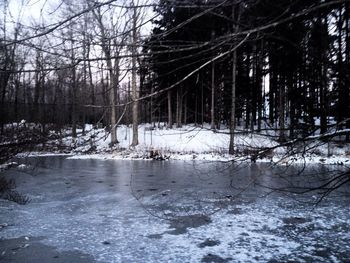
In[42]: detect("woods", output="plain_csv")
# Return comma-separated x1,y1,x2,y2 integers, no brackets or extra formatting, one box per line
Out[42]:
0,0,350,149
145,0,350,142
1,2,350,260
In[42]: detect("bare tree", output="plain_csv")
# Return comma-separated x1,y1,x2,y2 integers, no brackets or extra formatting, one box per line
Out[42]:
93,8,118,146
131,0,140,146
229,2,242,155
210,30,216,130
0,2,21,132
167,89,172,128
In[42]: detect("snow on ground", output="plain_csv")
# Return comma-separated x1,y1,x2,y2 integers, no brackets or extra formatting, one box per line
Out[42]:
0,162,18,171
3,121,347,165
36,123,350,165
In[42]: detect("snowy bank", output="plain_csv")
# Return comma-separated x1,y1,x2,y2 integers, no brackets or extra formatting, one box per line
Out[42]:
13,123,348,166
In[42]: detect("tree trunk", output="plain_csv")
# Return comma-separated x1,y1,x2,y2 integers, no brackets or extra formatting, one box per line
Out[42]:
289,77,296,138
176,88,183,128
257,40,263,132
71,58,77,139
211,28,216,130
184,95,187,125
278,81,286,142
320,67,327,134
167,90,172,128
108,59,118,145
131,5,139,146
195,91,198,126
211,60,215,130
229,3,241,155
201,76,204,126
87,43,95,123
229,48,237,155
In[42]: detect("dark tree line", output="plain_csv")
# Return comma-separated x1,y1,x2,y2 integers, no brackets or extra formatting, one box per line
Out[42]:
0,0,350,150
142,0,350,144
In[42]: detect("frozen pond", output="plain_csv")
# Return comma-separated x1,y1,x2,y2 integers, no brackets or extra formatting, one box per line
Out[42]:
0,157,350,262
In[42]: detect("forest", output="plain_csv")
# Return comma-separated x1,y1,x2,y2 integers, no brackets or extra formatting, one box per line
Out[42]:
1,2,350,261
1,0,350,154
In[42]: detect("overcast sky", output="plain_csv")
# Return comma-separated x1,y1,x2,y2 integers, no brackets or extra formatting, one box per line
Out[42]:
8,0,57,25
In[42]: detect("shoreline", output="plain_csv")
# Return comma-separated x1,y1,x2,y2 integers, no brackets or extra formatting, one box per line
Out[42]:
14,150,349,166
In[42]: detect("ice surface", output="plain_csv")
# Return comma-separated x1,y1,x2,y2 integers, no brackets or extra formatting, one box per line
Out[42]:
0,157,349,262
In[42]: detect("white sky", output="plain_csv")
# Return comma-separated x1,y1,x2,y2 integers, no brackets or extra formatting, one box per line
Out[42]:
7,0,56,25
7,0,155,28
